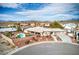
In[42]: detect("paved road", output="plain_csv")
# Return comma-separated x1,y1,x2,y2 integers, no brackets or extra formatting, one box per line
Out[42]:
12,42,79,55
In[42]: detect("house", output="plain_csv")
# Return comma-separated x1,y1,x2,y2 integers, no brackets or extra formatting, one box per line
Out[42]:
64,23,77,33
24,27,65,36
75,30,79,42
44,23,50,27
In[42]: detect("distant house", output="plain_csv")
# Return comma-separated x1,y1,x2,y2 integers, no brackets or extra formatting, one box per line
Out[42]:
30,23,35,27
44,23,50,27
64,23,77,33
20,23,29,26
8,24,14,27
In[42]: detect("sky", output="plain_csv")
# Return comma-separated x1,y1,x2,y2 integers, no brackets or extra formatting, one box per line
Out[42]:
0,3,79,21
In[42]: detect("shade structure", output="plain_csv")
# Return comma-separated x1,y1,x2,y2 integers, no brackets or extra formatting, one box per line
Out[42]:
0,28,17,32
8,42,79,55
17,33,25,38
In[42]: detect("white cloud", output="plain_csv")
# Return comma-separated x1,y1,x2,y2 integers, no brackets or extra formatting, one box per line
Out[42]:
0,3,20,8
0,3,78,21
0,14,13,18
50,14,78,21
0,14,31,21
0,14,18,21
16,4,75,16
15,4,78,21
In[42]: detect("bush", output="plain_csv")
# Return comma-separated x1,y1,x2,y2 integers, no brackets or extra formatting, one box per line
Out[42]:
4,32,13,37
50,21,64,29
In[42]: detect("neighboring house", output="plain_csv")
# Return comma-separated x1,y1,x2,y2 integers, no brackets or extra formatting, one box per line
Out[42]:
44,23,50,27
24,27,65,36
64,23,77,33
75,30,79,42
8,24,14,27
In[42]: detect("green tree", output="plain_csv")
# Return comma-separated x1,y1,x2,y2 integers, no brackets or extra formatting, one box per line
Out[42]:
50,21,64,29
16,23,22,32
4,32,13,37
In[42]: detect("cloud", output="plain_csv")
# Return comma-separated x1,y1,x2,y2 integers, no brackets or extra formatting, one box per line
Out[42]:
0,3,20,8
16,4,75,15
0,14,15,21
0,14,13,17
0,3,79,21
15,3,79,21
0,14,32,21
20,3,49,10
